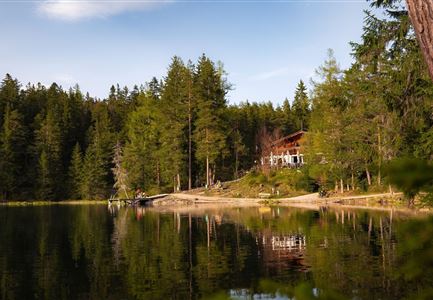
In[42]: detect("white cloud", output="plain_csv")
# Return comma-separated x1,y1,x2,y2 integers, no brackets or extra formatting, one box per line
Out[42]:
250,67,288,81
38,0,170,21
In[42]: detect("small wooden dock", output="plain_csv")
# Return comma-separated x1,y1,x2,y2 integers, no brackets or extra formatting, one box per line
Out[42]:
108,194,168,206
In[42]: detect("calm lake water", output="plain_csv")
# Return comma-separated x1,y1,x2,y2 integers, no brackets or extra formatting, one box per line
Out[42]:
1,204,433,300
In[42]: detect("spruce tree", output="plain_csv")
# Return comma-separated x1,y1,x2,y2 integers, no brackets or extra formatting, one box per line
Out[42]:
123,91,161,191
35,110,63,200
0,106,26,199
80,105,114,199
160,57,188,190
292,80,310,131
112,141,129,198
68,143,83,199
0,74,21,127
193,55,228,187
281,98,295,135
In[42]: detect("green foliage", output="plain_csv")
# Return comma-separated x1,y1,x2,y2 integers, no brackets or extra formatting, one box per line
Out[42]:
292,80,311,130
159,56,190,187
67,143,83,199
1,0,433,202
123,92,162,191
235,168,312,197
81,106,114,200
396,216,433,299
304,1,433,196
385,158,433,202
35,111,63,200
193,55,228,185
0,106,26,199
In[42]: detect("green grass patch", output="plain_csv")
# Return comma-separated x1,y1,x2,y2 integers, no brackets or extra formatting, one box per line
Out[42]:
201,168,310,199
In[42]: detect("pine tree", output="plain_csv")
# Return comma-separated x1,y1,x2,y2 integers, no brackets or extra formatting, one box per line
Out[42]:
68,143,83,199
35,110,63,200
0,74,21,127
292,80,310,131
232,129,246,179
80,105,114,200
81,139,109,199
281,98,295,135
193,55,228,187
0,106,26,199
305,50,344,191
159,56,189,191
123,91,161,192
112,141,129,198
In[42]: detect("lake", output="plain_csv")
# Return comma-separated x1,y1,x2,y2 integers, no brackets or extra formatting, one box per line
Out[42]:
0,204,432,300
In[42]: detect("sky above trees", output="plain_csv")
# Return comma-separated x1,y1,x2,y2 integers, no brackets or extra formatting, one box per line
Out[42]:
0,0,369,104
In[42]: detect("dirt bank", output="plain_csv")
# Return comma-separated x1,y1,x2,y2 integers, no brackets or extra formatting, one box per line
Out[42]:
151,192,431,215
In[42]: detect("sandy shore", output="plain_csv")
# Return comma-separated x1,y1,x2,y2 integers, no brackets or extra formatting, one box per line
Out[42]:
167,191,403,204
150,191,431,215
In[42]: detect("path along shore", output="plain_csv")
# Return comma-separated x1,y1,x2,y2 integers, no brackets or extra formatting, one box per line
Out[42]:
167,192,403,205
150,191,433,215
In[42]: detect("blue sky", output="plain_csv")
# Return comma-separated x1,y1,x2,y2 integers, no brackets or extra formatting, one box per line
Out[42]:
0,0,369,105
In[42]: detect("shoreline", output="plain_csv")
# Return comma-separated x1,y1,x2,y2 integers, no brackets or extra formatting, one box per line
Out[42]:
0,200,107,206
2,192,431,215
153,191,432,214
168,191,404,205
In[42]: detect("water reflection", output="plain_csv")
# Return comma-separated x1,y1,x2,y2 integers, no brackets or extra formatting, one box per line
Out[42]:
0,204,432,299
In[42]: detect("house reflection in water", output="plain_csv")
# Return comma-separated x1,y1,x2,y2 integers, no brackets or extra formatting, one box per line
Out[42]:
256,233,309,273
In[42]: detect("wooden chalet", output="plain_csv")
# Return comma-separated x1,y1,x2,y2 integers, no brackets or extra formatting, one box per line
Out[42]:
261,130,306,168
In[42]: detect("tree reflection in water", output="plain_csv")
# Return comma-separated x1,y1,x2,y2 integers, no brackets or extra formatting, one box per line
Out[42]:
0,205,432,299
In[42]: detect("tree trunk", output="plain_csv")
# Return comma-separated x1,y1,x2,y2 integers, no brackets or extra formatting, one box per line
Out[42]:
235,150,239,179
366,166,372,186
377,125,382,186
368,217,373,244
156,160,160,187
406,0,433,81
205,128,209,188
340,178,344,194
177,173,181,192
206,155,209,188
188,89,192,190
351,172,355,191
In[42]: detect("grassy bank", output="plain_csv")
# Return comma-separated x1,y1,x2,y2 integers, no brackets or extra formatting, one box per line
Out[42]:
192,168,311,198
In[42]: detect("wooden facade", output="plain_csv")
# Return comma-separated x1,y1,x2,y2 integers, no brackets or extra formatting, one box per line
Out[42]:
261,130,306,168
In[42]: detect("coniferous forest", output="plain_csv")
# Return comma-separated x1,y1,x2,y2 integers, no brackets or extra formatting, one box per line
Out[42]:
1,0,433,201
0,54,308,200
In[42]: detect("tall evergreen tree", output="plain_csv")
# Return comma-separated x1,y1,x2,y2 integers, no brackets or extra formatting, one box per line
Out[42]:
112,141,129,198
281,98,295,135
81,105,114,199
0,74,21,127
159,56,189,191
0,106,26,199
68,143,83,199
193,55,228,187
124,91,162,191
292,80,310,130
35,111,63,200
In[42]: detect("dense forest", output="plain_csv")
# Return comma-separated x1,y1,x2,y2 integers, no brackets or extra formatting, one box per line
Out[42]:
0,54,309,200
1,0,433,200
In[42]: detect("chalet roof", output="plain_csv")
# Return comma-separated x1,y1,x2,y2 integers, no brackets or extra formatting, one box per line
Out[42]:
271,130,306,147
